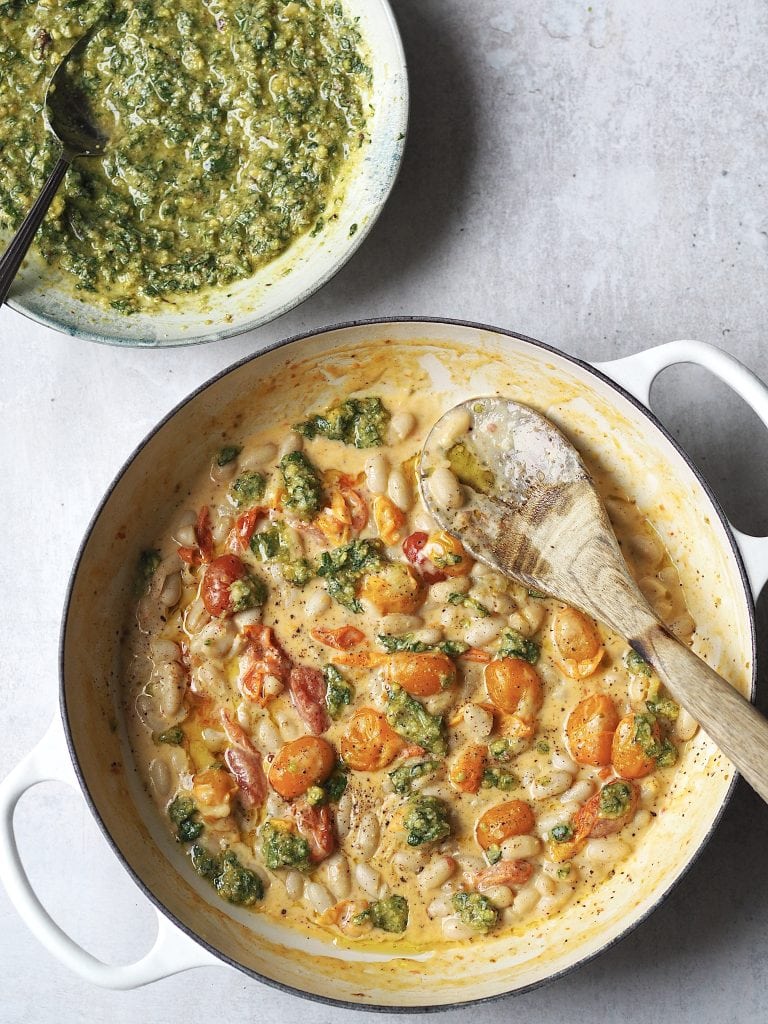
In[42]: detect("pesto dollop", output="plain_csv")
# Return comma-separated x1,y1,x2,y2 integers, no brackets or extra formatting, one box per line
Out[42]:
0,0,369,310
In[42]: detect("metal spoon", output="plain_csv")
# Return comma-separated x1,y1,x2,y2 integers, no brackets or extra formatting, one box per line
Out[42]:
0,25,108,306
419,396,768,804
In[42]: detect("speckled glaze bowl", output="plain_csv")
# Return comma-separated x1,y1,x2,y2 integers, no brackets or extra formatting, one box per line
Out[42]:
1,3,408,347
1,321,767,1007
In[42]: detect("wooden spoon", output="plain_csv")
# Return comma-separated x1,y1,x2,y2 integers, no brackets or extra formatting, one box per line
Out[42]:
418,396,768,803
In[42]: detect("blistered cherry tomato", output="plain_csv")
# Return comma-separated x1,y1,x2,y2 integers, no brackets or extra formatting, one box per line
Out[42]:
268,736,336,799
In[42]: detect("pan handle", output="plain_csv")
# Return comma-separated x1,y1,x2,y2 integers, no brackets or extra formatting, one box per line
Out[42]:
0,718,221,989
594,340,768,598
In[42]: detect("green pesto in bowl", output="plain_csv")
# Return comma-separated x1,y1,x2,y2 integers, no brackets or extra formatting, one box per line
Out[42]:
0,0,370,313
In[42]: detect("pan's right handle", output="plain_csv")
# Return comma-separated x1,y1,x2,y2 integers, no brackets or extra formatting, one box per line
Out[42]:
594,340,768,598
0,718,221,989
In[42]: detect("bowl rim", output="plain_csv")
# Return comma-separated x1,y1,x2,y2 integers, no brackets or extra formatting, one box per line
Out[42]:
4,1,409,348
59,317,755,1010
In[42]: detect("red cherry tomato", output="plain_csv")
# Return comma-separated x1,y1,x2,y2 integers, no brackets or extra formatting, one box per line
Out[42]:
201,554,247,616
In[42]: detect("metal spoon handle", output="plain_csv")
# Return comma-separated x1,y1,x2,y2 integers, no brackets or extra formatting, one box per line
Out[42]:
0,154,72,306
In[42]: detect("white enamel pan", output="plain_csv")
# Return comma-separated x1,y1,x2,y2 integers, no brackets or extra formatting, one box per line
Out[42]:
1,320,767,1007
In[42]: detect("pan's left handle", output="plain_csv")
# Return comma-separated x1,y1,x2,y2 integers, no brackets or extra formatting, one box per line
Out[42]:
0,718,221,989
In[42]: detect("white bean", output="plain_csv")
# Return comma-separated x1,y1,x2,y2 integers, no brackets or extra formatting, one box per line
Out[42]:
150,639,181,665
278,433,303,459
394,847,427,872
675,707,698,741
232,607,263,632
172,514,197,547
480,884,514,909
364,453,389,495
412,510,438,533
149,758,172,797
436,407,471,449
512,884,540,916
241,443,277,469
284,870,304,901
236,701,252,730
551,750,578,773
425,690,456,716
501,834,540,860
628,672,650,704
211,512,233,545
585,837,630,863
427,895,453,919
560,779,594,805
521,602,546,633
537,889,571,916
184,597,210,635
418,856,456,892
304,881,333,915
441,915,475,941
355,862,382,898
201,728,227,752
470,560,494,579
190,619,236,658
210,457,238,484
352,812,380,861
507,611,533,637
462,704,494,741
670,612,696,639
529,771,573,801
266,791,289,818
326,853,352,900
274,709,300,741
159,573,182,608
431,577,470,602
155,662,186,719
387,469,412,511
390,411,416,441
257,716,281,754
381,612,423,633
534,872,556,897
305,588,332,617
634,808,652,829
335,791,354,840
412,626,443,646
465,616,504,647
428,467,464,510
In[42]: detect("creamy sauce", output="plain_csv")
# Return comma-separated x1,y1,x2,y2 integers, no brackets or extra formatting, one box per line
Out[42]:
123,382,699,953
0,0,369,311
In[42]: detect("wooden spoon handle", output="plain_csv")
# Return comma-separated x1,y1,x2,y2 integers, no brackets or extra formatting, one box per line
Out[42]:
637,623,768,803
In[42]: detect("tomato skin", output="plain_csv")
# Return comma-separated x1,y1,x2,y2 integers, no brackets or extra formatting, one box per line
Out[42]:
484,658,543,720
549,781,639,862
611,714,657,779
474,859,534,889
293,802,336,862
383,651,456,697
288,665,330,735
268,736,336,799
422,530,473,578
373,495,406,545
311,626,365,650
566,694,619,766
476,800,535,849
360,562,425,615
552,606,604,678
201,554,247,616
340,707,404,771
238,625,292,705
221,712,267,810
196,506,215,562
449,744,487,794
227,507,264,552
402,531,446,584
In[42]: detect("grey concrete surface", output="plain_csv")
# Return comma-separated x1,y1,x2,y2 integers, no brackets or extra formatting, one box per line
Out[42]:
1,1,767,1021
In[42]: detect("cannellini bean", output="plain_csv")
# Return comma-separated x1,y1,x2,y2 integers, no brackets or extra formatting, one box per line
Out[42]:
439,606,466,630
278,433,303,459
670,612,696,640
257,716,281,754
529,771,573,801
364,453,389,495
390,411,416,441
428,467,464,510
236,700,252,730
191,619,236,658
470,560,494,579
412,626,443,646
534,872,556,897
326,853,352,900
634,808,652,829
261,674,284,701
628,672,650,704
521,602,546,633
436,407,471,449
427,895,454,919
150,639,182,665
675,707,698,741
487,592,514,616
155,662,186,719
185,597,210,634
305,588,332,617
274,709,300,741
465,616,504,647
352,812,380,861
501,834,540,860
536,810,569,837
512,884,540,916
335,791,354,840
441,915,475,940
266,791,289,818
172,510,197,546
628,531,664,569
166,745,190,776
211,457,238,484
394,847,428,872
560,779,594,805
639,776,659,806
159,573,182,608
304,881,333,914
585,837,630,863
418,856,456,892
381,612,423,633
537,889,571,916
387,469,412,511
211,513,233,546
481,884,514,909
507,611,533,637
425,691,456,716
412,510,438,533
284,870,304,900
232,607,263,632
149,758,172,797
201,728,227,752
551,750,577,773
462,704,494,741
431,576,470,602
241,443,278,469
355,862,382,898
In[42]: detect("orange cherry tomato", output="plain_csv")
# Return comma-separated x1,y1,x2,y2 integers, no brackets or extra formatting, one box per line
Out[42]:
359,561,425,614
449,743,487,794
191,768,238,819
383,651,456,697
268,736,336,799
340,708,404,771
422,530,473,577
549,780,639,862
476,800,535,850
484,658,543,721
611,714,657,779
552,606,604,678
474,858,534,889
311,626,366,650
566,694,619,766
373,495,406,546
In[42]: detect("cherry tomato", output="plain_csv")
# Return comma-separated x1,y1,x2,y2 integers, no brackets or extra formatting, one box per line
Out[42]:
227,507,264,552
383,651,456,697
268,736,336,799
484,658,543,721
566,694,619,766
238,625,292,705
402,531,446,584
474,859,534,889
288,665,330,735
221,711,267,810
449,743,487,794
340,708,404,771
373,495,406,545
422,530,473,578
359,561,425,615
311,626,366,650
191,767,238,820
611,714,657,779
476,800,535,850
196,506,214,562
293,802,336,862
201,554,247,616
552,606,604,678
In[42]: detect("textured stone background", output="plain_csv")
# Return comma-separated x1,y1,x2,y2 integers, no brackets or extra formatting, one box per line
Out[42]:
1,1,767,1021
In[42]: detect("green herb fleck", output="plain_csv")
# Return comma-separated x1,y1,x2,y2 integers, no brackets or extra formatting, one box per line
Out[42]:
550,823,573,843
386,686,447,755
446,441,495,494
388,759,439,795
369,894,408,932
280,451,324,519
324,664,354,719
230,471,266,507
447,592,490,617
216,445,241,467
168,794,203,843
156,727,184,746
497,629,540,664
261,820,311,871
626,649,652,676
191,845,263,905
598,780,633,819
481,767,520,791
